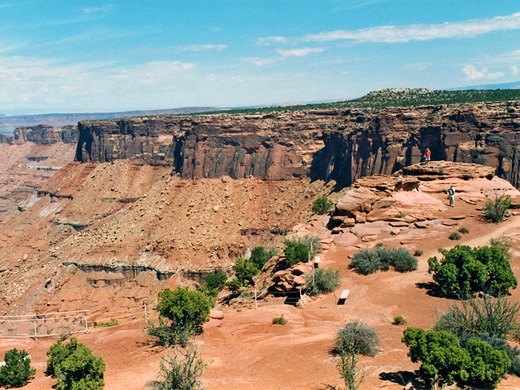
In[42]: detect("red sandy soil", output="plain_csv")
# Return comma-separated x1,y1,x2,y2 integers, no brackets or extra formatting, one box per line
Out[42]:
3,178,520,390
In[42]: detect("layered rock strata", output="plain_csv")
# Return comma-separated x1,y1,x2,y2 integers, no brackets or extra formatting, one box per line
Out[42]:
76,102,520,188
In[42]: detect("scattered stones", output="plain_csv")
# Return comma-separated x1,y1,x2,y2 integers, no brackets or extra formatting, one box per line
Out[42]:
414,221,428,229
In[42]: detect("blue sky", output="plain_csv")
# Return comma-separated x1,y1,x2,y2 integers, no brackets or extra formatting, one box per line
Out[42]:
1,1,520,114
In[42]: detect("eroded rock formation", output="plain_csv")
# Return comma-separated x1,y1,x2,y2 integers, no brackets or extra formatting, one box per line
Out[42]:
76,102,520,188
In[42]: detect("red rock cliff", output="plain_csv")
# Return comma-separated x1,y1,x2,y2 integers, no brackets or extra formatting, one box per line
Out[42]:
75,102,520,187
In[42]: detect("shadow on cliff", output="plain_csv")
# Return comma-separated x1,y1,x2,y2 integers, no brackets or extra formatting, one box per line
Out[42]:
309,145,351,190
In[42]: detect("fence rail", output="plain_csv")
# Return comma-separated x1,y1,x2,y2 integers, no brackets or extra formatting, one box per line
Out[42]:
0,310,89,338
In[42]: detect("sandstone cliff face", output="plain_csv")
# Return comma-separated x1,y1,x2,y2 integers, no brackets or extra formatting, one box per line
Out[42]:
76,102,520,187
0,125,78,145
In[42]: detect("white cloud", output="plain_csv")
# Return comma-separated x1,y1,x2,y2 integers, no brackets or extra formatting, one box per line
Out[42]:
241,57,281,66
256,36,289,46
463,65,504,81
82,5,114,14
512,65,519,76
177,44,227,52
261,12,520,45
277,48,324,57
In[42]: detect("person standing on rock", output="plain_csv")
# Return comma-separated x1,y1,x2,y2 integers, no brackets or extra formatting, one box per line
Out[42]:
447,185,455,207
425,148,431,165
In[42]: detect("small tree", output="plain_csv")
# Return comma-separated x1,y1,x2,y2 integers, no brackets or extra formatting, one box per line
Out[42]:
428,245,517,299
312,196,332,215
463,339,510,388
149,344,207,390
199,273,227,297
284,242,310,266
46,338,105,390
157,287,213,332
305,269,341,296
335,321,380,357
402,328,469,390
483,194,511,223
0,348,35,388
232,258,259,286
250,246,277,269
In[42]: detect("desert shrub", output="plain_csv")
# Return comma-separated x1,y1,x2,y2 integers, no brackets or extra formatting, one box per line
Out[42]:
0,348,35,388
414,249,423,256
391,248,418,272
203,273,227,291
272,314,287,325
335,352,365,390
312,196,332,215
284,242,310,266
428,245,517,299
350,249,381,275
490,236,513,261
459,227,469,234
157,287,213,333
474,335,520,376
148,344,206,390
284,235,322,256
225,277,242,293
94,318,118,328
250,246,277,269
335,321,380,357
350,247,417,275
449,232,461,241
393,316,406,325
402,328,469,390
305,269,341,296
484,194,511,223
232,258,260,286
402,327,510,390
434,296,520,340
46,338,104,390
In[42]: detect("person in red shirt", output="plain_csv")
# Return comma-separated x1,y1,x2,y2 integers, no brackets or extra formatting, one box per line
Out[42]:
425,148,431,165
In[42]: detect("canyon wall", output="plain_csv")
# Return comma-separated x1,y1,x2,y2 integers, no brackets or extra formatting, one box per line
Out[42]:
0,125,78,145
76,102,520,188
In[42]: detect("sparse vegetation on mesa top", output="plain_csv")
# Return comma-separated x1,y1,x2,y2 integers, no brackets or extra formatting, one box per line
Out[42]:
483,194,512,223
178,88,520,117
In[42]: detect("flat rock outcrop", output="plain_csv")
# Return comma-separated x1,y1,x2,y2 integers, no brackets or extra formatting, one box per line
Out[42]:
0,125,78,145
75,102,520,188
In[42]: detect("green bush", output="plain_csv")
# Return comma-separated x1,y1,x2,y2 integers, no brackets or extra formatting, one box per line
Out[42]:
484,194,511,223
414,249,423,257
312,196,332,215
490,236,513,260
402,327,510,390
428,245,518,299
335,352,365,390
203,273,227,291
459,227,469,234
225,277,242,292
434,296,520,340
391,248,418,272
350,249,381,275
449,232,461,240
284,235,322,256
393,316,406,325
335,321,380,357
305,269,341,296
148,344,206,390
46,338,105,390
250,246,277,269
272,314,287,325
0,348,35,388
157,287,213,332
232,258,260,286
284,242,310,266
350,247,417,275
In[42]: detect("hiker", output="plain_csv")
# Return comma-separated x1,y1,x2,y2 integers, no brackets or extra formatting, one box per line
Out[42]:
424,148,431,165
447,185,455,207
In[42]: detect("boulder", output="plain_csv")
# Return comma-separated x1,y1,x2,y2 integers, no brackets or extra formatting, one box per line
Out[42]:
336,188,380,215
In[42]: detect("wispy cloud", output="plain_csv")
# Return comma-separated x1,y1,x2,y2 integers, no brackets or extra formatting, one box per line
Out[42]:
277,48,324,57
260,12,520,45
463,65,504,81
82,5,114,14
241,57,281,66
256,36,289,46
177,44,227,52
